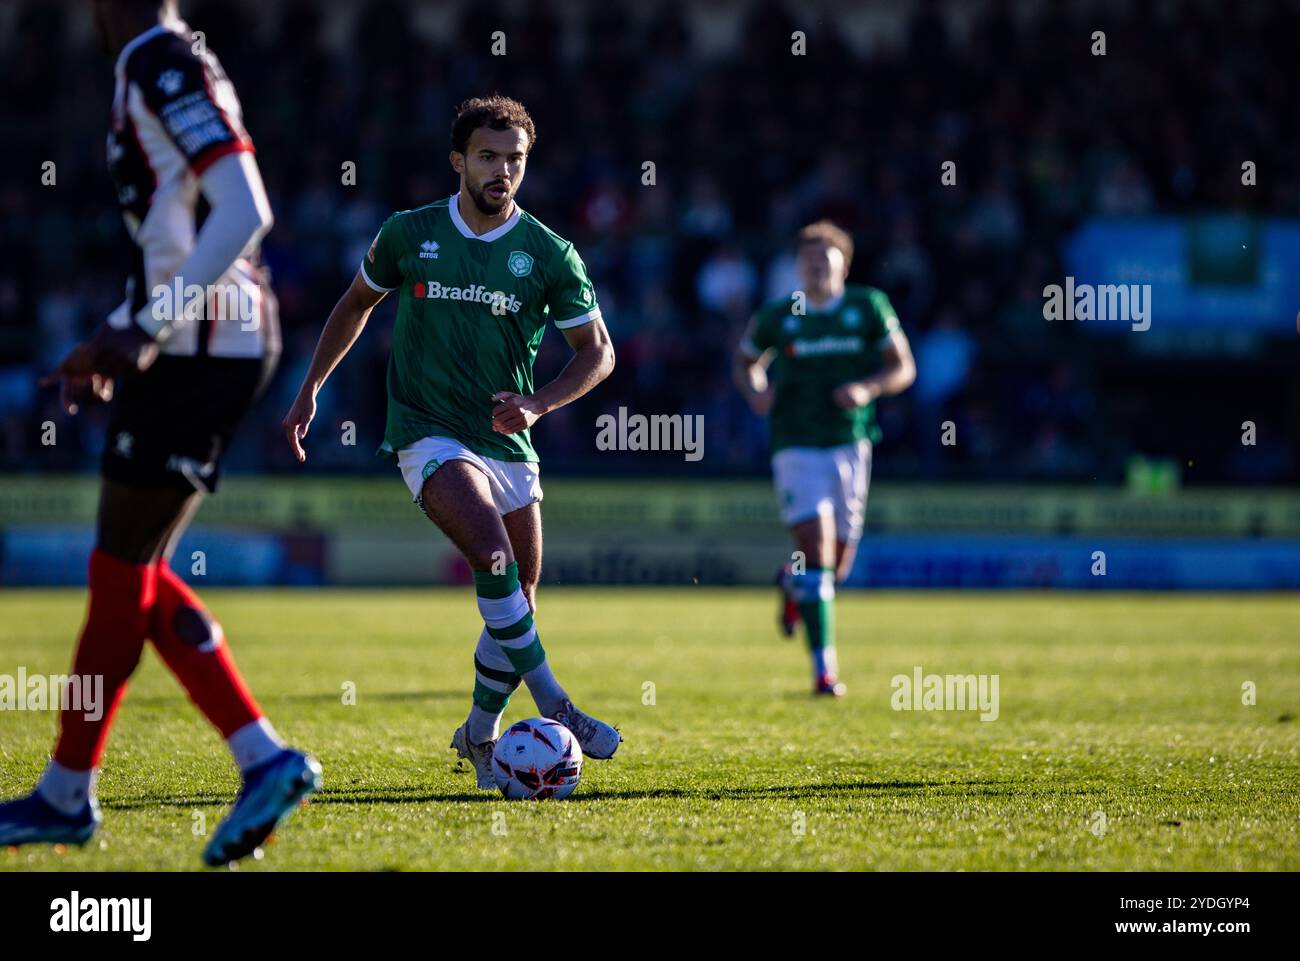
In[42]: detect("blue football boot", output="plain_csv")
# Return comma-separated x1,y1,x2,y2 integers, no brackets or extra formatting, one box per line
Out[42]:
0,791,101,848
202,749,321,867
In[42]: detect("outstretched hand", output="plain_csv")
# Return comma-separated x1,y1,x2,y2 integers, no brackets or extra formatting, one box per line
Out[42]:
282,390,317,462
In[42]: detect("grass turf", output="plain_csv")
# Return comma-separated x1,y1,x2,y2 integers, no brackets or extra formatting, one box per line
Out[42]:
1,589,1297,871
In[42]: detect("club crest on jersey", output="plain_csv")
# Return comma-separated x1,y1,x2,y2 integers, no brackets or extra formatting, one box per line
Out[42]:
507,251,534,277
842,307,862,328
419,240,440,260
157,69,185,95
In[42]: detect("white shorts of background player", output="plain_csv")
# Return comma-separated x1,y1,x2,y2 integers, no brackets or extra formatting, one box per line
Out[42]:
771,440,872,545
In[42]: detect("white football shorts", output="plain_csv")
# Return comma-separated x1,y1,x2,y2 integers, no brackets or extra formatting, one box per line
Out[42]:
398,435,543,517
771,440,872,544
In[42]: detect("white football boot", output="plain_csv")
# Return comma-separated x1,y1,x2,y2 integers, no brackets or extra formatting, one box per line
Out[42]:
450,723,497,790
553,699,622,759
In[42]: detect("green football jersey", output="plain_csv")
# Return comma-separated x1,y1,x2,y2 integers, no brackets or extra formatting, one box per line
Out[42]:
363,195,601,463
742,284,902,452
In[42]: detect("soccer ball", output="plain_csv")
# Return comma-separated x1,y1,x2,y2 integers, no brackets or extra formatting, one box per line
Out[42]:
491,718,582,800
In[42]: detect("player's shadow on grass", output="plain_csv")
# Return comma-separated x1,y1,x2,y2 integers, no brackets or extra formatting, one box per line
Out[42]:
572,780,1105,802
105,778,1095,810
570,779,1003,802
105,792,242,810
295,778,1023,806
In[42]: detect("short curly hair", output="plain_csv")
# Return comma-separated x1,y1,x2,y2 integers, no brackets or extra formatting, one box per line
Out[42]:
795,220,855,271
451,95,537,155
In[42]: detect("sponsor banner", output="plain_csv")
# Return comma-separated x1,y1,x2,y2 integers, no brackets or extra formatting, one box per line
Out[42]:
851,535,1300,590
328,534,780,586
1064,215,1300,333
5,524,1300,588
0,527,315,586
2,476,1300,538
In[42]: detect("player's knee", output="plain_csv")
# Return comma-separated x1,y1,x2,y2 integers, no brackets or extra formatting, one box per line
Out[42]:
171,605,224,653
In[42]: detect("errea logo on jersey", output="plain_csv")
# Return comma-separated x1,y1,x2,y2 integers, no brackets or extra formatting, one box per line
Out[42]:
411,281,522,314
419,240,440,260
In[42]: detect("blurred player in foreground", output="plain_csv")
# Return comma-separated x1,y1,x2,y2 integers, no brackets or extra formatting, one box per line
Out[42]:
735,221,916,695
282,95,621,790
0,0,319,866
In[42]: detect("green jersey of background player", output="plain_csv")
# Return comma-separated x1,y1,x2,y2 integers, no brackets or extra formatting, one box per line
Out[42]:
735,220,916,696
283,95,622,785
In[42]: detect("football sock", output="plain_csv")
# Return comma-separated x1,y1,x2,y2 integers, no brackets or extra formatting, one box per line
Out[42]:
226,718,286,772
149,561,263,742
469,627,521,743
53,549,157,771
794,567,838,679
521,660,568,719
474,562,568,717
36,760,97,817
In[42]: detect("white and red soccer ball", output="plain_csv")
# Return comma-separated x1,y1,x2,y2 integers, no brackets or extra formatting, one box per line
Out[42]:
492,718,582,800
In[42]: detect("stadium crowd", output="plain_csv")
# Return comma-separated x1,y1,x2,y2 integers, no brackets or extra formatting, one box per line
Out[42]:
2,0,1297,483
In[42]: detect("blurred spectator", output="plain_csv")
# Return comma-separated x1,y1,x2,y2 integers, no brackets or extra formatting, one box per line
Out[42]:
1,0,1298,483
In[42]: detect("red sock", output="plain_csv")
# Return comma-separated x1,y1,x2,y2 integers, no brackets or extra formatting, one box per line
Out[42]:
53,549,157,770
149,561,261,738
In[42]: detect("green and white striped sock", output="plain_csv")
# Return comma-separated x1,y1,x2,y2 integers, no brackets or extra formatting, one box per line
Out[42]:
469,627,520,743
793,568,838,679
474,562,568,717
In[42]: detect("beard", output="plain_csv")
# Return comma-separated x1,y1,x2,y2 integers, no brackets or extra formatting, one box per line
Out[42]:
467,178,510,215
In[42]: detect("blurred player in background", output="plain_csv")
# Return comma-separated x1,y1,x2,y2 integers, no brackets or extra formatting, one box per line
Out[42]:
0,0,319,866
282,95,621,790
735,221,916,695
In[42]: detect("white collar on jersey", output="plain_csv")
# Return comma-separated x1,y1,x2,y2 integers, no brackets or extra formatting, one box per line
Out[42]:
806,290,846,314
115,18,188,76
447,193,522,242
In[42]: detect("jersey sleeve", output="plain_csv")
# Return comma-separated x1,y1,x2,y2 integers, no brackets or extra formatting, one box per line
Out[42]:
739,304,776,358
547,243,602,329
866,289,903,348
133,41,254,176
360,214,404,292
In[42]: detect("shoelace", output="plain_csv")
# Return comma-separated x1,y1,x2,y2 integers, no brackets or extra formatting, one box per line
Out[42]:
558,705,596,744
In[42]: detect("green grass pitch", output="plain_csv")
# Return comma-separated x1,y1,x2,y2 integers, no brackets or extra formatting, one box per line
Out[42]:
1,589,1297,871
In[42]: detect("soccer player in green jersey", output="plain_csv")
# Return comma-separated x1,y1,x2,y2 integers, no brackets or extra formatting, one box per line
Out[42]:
282,96,621,787
735,221,916,696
